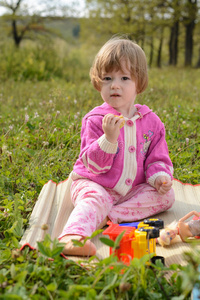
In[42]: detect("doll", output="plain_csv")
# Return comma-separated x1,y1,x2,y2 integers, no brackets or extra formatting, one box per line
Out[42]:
158,211,200,246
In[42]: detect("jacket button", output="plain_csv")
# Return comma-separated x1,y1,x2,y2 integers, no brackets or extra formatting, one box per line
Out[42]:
126,120,134,127
125,178,132,186
128,145,135,153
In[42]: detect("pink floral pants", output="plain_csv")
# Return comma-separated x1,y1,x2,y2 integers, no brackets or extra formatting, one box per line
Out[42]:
59,179,175,238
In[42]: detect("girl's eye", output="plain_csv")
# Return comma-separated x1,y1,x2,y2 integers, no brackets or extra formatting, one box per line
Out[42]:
122,77,130,81
103,77,111,81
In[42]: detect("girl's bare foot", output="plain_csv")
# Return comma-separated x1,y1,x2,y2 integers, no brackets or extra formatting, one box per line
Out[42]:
59,235,96,256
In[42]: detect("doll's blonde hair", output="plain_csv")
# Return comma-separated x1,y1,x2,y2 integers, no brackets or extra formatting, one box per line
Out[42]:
90,37,148,94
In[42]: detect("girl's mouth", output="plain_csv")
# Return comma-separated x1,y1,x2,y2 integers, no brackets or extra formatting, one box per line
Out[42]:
111,94,120,97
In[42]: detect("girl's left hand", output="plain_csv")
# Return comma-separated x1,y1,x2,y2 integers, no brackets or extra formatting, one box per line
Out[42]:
154,176,172,195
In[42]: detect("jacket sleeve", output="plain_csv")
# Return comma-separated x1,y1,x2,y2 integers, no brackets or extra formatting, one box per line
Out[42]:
145,126,173,187
79,117,118,175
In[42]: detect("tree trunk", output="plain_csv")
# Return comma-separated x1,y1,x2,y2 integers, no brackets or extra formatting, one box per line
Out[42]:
184,0,197,67
157,28,163,68
184,20,195,66
149,36,154,68
12,19,22,47
169,21,179,66
196,46,200,68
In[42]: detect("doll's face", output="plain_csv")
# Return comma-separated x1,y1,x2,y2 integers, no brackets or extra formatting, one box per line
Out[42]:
160,229,176,245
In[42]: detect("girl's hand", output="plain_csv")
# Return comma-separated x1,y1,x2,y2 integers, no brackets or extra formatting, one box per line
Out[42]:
102,114,124,143
154,176,172,195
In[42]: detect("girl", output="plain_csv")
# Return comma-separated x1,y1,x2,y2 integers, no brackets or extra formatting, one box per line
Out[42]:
59,37,175,256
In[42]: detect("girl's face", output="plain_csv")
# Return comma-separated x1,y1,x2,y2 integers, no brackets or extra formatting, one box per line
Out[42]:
100,61,137,118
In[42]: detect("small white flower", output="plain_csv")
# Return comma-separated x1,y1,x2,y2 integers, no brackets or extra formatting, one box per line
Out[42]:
53,128,57,133
34,112,39,118
74,99,77,104
49,100,53,104
182,121,186,124
9,125,14,130
186,138,189,145
42,141,49,146
25,114,29,123
2,144,7,152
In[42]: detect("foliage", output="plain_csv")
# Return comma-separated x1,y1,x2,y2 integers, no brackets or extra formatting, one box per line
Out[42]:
0,39,90,82
83,0,200,67
0,231,193,299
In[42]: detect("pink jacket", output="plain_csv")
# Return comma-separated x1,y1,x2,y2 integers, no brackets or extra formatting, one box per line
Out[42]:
71,103,173,196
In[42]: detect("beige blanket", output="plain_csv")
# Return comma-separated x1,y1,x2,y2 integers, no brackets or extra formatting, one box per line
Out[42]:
20,177,200,266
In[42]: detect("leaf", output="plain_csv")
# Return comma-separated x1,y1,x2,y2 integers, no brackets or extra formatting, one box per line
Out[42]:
89,229,103,239
23,148,35,157
15,270,28,283
71,240,84,247
46,282,57,292
10,263,16,279
11,236,20,248
26,122,35,130
37,241,52,257
51,246,64,258
99,237,115,248
114,231,125,249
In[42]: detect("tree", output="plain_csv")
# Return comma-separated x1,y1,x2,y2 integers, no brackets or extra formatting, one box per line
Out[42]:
83,0,200,67
83,0,149,44
168,0,180,66
183,0,198,66
0,0,75,47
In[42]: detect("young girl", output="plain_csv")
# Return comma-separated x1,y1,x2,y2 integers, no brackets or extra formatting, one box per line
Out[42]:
59,37,175,256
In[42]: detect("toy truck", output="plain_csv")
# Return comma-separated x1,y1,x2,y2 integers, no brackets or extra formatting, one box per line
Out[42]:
103,218,164,265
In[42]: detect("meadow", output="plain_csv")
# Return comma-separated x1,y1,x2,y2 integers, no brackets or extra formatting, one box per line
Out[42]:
0,47,200,298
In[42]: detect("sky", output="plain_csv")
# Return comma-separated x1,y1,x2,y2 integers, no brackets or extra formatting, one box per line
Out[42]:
0,0,86,17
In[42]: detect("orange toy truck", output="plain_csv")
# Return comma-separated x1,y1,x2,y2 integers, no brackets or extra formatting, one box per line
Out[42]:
103,219,164,265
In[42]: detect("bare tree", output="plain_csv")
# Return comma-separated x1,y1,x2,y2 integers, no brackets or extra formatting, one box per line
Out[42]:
0,0,75,47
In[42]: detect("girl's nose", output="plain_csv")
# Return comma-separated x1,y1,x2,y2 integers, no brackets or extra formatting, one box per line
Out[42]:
111,79,120,89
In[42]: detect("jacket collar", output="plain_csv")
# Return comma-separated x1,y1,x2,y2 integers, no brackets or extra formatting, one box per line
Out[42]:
85,103,152,119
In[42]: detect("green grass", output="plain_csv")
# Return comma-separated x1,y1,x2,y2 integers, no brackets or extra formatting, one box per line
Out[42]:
0,68,200,299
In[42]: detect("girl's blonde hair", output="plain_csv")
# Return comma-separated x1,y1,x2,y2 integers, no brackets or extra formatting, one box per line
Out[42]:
90,37,148,94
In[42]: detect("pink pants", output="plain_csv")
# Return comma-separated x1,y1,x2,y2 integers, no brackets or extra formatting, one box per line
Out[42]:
59,179,175,238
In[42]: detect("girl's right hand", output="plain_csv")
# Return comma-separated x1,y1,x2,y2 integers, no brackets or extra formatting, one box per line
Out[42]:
102,114,124,144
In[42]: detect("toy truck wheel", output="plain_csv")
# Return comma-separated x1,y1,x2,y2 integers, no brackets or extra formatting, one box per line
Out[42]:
139,227,160,239
151,256,165,266
143,218,164,229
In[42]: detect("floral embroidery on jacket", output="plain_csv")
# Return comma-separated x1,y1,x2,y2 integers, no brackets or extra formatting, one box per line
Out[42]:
140,130,154,156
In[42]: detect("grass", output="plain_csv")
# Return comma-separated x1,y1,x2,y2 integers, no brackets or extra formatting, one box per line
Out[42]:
0,67,200,299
